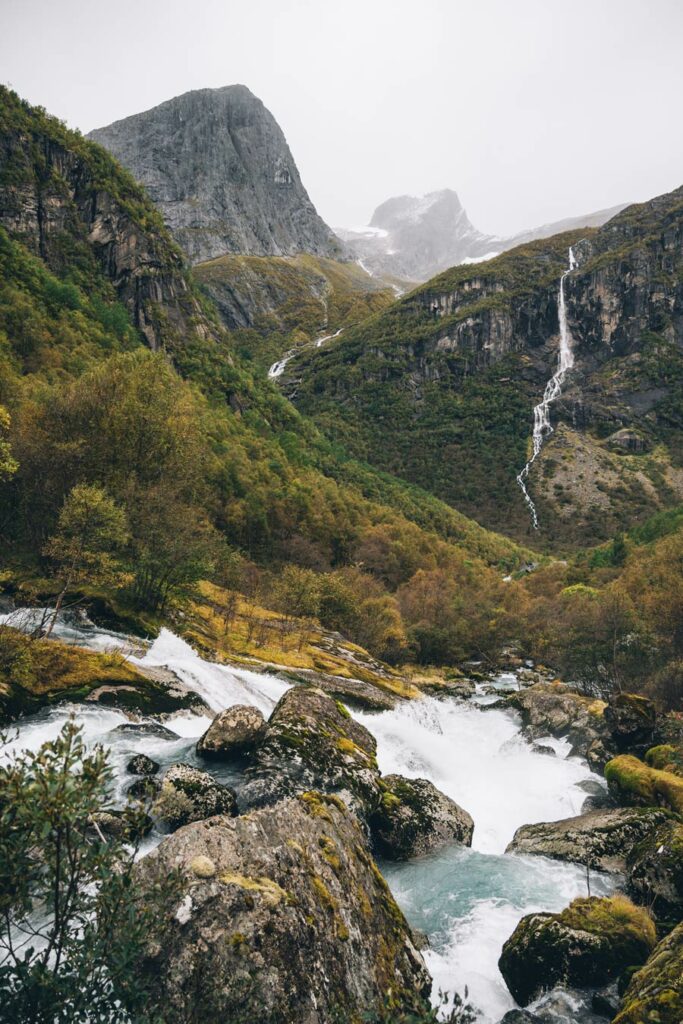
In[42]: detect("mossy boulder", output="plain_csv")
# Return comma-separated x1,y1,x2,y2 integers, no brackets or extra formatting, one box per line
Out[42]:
152,763,238,832
196,704,266,760
506,806,671,873
370,775,474,860
126,753,160,776
612,920,683,1024
604,693,657,755
605,754,683,815
627,818,683,928
242,687,381,820
646,743,683,776
499,896,656,1007
133,793,431,1023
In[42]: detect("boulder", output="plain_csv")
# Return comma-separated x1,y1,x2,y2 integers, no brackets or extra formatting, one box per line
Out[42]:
506,683,608,757
604,693,657,755
127,776,161,801
133,793,431,1023
498,895,656,1007
626,817,683,927
109,722,180,741
605,754,683,815
370,775,474,860
152,763,238,831
506,807,671,873
126,753,160,776
242,687,381,819
612,920,683,1024
196,704,266,760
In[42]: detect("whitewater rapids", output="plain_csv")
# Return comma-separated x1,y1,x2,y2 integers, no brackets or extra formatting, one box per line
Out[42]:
2,616,612,1022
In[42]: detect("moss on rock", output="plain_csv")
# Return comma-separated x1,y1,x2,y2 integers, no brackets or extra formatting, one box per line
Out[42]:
605,754,683,815
612,920,683,1024
498,895,656,1006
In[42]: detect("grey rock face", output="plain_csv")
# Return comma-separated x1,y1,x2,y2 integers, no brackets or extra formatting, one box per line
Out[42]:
241,686,382,820
196,704,266,760
88,86,343,265
126,753,160,776
133,795,431,1023
506,807,671,872
152,763,238,831
370,774,474,860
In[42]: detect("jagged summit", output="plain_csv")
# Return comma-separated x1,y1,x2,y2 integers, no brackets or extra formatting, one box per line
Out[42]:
339,189,627,283
88,85,343,265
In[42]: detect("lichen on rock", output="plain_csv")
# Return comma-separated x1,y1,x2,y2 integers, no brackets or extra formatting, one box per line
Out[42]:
370,774,474,860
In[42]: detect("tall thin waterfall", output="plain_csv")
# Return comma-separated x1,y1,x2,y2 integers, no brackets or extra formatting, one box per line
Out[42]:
516,247,577,529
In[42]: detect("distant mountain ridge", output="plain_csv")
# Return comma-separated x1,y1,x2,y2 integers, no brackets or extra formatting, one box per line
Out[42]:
338,189,628,282
88,85,343,265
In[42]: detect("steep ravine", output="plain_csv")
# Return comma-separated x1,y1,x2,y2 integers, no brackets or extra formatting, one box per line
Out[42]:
1,613,614,1024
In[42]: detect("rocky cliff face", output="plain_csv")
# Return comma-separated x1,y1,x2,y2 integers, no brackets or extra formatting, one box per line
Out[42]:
0,87,217,352
290,189,683,546
88,86,343,265
338,189,626,284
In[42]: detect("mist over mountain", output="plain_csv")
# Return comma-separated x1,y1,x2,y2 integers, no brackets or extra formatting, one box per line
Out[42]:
88,85,343,265
338,189,627,282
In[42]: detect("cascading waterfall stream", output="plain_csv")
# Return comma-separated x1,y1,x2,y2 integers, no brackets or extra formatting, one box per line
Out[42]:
516,247,577,529
2,612,612,1023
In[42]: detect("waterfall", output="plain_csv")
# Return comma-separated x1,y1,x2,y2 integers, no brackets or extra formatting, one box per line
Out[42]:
516,247,577,529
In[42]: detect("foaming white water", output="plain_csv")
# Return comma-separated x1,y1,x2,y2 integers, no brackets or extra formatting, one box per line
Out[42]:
131,628,291,716
517,247,577,529
357,695,597,854
267,327,344,376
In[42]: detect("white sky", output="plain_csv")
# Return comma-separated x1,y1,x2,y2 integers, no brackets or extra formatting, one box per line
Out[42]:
2,0,682,235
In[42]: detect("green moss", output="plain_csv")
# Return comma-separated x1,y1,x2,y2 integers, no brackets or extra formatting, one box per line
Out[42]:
219,872,289,907
606,754,683,815
560,895,656,948
613,920,683,1024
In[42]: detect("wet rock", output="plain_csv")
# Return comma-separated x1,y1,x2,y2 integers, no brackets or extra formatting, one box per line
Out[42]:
499,1012,540,1024
127,776,161,800
604,693,657,756
126,753,160,776
196,704,266,760
498,896,656,1006
626,817,683,927
507,807,671,872
506,683,608,757
419,678,477,699
370,775,474,860
531,743,556,757
612,919,683,1024
242,687,381,819
90,809,152,841
591,981,620,1018
152,763,238,831
109,722,180,741
133,793,431,1023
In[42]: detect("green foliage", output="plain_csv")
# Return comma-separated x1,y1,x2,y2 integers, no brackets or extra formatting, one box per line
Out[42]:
0,405,17,480
0,720,177,1023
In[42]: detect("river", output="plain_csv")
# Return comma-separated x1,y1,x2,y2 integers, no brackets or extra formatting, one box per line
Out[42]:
0,613,614,1022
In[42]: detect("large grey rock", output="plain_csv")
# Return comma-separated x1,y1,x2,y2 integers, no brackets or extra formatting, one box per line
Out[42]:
152,763,237,831
89,86,343,265
498,896,656,1007
370,774,474,860
626,817,683,926
196,704,265,760
506,683,609,757
242,687,382,819
507,807,671,872
133,794,431,1023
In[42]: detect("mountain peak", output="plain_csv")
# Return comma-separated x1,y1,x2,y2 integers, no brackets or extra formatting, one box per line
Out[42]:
88,86,342,265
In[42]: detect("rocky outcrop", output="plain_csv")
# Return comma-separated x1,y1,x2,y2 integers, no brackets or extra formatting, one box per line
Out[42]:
196,704,266,760
370,774,474,860
506,806,670,873
0,86,217,353
242,687,381,819
152,763,238,831
89,86,342,265
506,682,608,757
604,693,657,756
626,817,683,925
498,896,657,1006
133,793,431,1023
612,920,683,1024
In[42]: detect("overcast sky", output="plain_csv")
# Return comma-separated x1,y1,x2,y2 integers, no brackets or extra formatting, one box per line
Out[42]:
2,0,682,234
